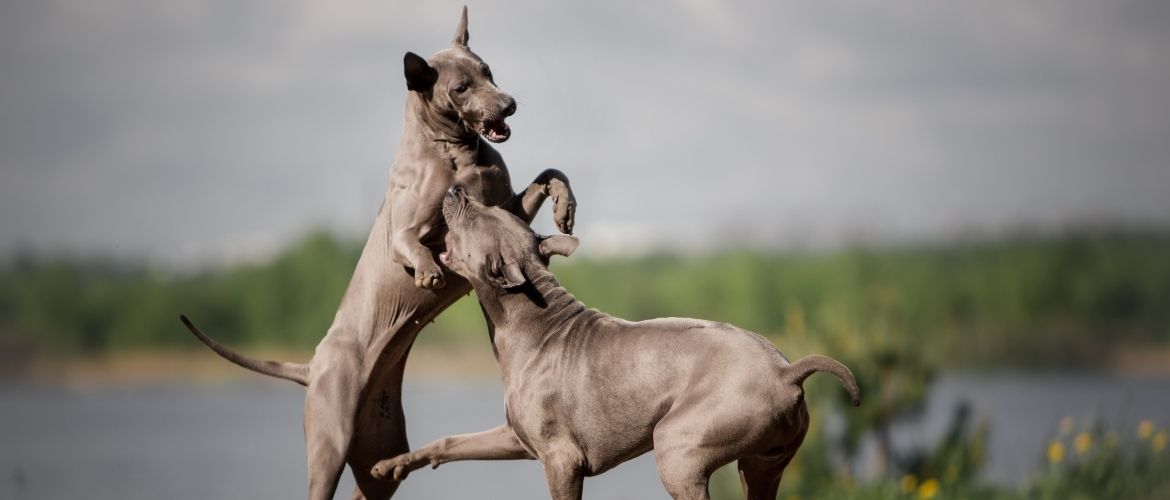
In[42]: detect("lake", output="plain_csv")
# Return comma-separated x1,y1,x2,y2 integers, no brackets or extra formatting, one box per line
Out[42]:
1,373,1168,499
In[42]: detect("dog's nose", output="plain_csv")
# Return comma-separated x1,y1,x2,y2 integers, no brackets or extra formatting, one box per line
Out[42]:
500,97,516,117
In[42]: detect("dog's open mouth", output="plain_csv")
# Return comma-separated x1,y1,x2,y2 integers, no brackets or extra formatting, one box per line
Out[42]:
481,119,511,143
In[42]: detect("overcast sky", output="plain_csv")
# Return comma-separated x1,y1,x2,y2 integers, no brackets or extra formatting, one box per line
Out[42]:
2,0,1168,264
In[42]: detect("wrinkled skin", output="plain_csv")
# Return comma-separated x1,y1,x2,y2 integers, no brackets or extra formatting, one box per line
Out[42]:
180,8,575,500
369,189,861,500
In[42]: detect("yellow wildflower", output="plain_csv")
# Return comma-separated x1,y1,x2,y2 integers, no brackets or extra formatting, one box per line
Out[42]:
901,474,918,494
1154,431,1168,452
1074,432,1092,455
1138,420,1154,439
1058,416,1075,435
1047,440,1065,464
917,478,940,499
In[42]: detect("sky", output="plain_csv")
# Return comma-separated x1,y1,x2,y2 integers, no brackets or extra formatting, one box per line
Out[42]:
1,0,1168,265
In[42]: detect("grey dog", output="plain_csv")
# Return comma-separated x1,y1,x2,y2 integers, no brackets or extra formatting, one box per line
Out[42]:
179,8,575,500
368,187,861,500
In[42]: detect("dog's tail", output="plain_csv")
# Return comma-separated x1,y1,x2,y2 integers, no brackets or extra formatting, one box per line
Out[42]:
784,354,861,406
179,315,309,387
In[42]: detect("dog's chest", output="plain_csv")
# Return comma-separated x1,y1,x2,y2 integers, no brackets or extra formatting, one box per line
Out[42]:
454,163,512,206
499,352,572,440
503,386,570,454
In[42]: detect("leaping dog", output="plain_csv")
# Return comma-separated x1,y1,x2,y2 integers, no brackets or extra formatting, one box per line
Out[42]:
180,7,575,499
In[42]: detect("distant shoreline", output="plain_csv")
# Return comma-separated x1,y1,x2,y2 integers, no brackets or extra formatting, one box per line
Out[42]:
5,342,503,386
6,342,1169,386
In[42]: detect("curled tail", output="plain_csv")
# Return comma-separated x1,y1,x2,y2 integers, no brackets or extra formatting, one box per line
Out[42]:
179,315,309,387
785,354,861,406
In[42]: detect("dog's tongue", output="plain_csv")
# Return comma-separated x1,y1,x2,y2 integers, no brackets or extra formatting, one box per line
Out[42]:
483,119,511,143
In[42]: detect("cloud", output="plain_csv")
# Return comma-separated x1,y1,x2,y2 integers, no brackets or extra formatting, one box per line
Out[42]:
1,0,1168,263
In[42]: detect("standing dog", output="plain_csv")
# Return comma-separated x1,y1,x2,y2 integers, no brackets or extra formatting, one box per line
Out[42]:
180,8,575,500
368,187,860,500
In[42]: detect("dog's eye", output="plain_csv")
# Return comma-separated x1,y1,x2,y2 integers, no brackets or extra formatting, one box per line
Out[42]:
453,82,469,93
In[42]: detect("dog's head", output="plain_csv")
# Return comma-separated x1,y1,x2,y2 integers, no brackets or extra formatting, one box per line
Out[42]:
440,185,578,290
403,6,517,143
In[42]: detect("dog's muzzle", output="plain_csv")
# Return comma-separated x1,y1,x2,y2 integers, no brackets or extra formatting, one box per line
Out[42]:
442,185,469,223
480,97,516,143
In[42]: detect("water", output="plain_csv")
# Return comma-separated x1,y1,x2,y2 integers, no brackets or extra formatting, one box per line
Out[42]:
1,374,1168,499
0,379,660,500
884,373,1170,485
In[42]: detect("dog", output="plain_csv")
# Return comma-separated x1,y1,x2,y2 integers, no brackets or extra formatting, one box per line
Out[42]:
180,8,575,500
366,187,860,500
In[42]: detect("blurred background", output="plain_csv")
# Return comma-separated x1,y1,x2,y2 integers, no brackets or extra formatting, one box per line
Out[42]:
2,1,1169,499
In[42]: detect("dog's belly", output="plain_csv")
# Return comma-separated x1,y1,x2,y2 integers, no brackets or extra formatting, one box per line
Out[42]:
565,372,674,474
349,268,474,474
504,395,657,476
502,347,676,475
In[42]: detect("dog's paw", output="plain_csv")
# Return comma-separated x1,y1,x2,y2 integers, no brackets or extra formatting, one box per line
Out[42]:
414,264,445,289
551,186,576,235
370,455,413,482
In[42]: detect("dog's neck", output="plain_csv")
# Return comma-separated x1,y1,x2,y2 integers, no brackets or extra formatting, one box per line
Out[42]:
404,92,480,148
477,268,592,354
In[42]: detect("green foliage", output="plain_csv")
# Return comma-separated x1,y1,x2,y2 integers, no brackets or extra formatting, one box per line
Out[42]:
708,420,1170,499
0,230,365,354
1,229,1167,365
1027,421,1170,500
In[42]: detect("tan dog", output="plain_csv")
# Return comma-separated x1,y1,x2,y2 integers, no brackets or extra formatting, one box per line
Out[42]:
180,8,575,500
369,187,860,500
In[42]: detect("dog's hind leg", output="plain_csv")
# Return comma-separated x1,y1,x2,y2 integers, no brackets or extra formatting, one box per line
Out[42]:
347,351,414,500
304,400,350,500
653,450,713,500
346,277,473,499
304,344,364,500
737,454,794,500
737,406,807,500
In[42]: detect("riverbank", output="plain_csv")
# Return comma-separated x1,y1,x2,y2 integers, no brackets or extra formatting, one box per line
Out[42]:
8,341,1169,387
5,342,502,386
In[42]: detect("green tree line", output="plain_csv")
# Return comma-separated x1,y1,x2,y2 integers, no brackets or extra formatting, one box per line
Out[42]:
1,229,1167,370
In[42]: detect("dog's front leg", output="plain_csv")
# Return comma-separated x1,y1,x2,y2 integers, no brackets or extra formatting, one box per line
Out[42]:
390,228,444,289
510,168,576,234
369,424,534,482
388,193,446,289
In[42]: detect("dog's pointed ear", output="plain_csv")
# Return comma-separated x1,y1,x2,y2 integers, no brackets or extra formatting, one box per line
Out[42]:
451,5,470,47
539,235,579,259
404,52,437,92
